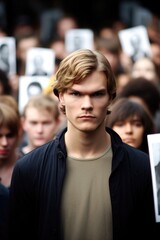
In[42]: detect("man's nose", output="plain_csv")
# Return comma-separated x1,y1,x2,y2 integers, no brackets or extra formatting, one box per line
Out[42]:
81,96,93,110
36,124,44,132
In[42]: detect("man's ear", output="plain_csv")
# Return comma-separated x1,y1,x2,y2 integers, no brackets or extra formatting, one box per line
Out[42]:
59,92,65,105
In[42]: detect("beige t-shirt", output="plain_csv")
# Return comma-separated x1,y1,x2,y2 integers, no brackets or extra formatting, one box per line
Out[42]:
60,145,113,240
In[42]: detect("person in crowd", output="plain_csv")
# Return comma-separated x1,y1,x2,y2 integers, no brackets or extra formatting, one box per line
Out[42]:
106,98,155,153
0,102,22,188
48,37,68,71
49,37,67,60
115,71,131,94
98,25,116,40
131,57,160,87
16,33,40,76
55,14,79,41
20,94,60,155
0,182,9,240
150,43,160,80
0,97,20,240
13,14,38,40
8,74,19,102
0,69,12,95
117,77,160,132
147,15,160,45
95,35,123,77
0,95,19,116
9,49,159,240
95,33,133,86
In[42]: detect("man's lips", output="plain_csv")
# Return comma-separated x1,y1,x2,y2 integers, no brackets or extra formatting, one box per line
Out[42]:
79,115,95,118
34,138,46,141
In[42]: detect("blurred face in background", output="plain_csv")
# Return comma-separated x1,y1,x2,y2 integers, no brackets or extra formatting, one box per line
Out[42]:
0,126,19,161
17,36,39,63
112,114,144,149
131,57,158,85
22,107,59,148
56,16,78,40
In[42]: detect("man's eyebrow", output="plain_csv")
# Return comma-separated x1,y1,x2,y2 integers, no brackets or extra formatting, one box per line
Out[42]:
68,87,107,92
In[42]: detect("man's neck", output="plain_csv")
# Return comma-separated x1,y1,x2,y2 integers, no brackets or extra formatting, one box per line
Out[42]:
65,127,110,159
22,145,34,154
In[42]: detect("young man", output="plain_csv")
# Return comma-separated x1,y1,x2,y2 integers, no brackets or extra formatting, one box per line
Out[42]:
9,49,159,240
20,94,61,155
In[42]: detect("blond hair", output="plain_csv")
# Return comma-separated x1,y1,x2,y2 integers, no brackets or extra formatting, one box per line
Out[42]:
53,49,116,113
23,94,60,120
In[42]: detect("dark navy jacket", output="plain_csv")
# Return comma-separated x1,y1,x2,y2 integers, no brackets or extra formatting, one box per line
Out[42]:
0,183,9,240
9,128,159,240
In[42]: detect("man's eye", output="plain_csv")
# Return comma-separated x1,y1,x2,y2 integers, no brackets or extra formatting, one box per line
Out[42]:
30,122,37,125
92,92,105,97
70,91,81,96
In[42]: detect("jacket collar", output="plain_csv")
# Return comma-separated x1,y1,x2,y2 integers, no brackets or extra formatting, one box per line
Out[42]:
106,127,126,171
56,127,124,171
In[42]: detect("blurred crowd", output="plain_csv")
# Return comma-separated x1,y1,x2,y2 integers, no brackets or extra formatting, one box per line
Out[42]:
0,1,160,239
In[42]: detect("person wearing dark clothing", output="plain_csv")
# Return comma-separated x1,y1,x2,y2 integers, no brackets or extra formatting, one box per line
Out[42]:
8,49,159,240
0,183,9,240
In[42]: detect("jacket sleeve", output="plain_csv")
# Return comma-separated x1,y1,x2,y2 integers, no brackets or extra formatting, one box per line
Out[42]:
8,156,37,240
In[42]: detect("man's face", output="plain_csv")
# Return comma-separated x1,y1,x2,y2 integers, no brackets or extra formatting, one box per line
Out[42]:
59,71,110,133
23,108,59,148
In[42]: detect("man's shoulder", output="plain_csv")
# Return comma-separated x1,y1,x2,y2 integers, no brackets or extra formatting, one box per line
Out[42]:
122,143,150,173
123,142,148,157
16,140,57,168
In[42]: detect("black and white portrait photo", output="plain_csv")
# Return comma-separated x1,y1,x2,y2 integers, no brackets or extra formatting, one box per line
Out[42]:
118,25,151,62
25,47,55,76
0,37,16,75
18,76,50,114
147,133,160,222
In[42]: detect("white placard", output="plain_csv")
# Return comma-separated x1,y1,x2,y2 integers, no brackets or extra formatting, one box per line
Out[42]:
0,36,16,75
18,76,50,114
147,133,160,222
118,25,151,62
25,47,55,76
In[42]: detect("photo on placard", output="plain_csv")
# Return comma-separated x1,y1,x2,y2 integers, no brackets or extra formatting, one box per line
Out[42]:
18,76,50,114
65,29,94,53
25,47,55,76
147,133,160,222
0,37,16,75
118,25,151,62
